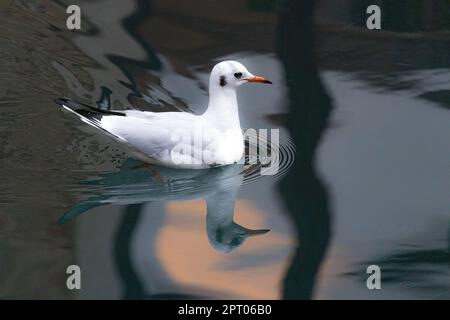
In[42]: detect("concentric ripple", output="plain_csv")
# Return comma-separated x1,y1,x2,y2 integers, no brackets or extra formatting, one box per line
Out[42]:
241,130,296,185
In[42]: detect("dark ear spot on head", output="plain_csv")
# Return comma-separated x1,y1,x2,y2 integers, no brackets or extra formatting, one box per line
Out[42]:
219,75,226,87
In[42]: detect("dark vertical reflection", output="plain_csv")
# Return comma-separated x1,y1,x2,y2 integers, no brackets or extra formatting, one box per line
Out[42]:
113,204,145,299
277,0,333,299
113,203,198,299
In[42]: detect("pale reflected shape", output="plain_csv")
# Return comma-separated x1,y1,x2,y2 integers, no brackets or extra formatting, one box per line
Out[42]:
60,160,274,252
156,199,293,299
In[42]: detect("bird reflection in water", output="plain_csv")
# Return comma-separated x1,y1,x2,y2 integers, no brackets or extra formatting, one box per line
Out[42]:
59,159,269,253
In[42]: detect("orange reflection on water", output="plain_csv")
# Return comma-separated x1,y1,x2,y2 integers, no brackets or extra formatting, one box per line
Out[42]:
156,199,293,299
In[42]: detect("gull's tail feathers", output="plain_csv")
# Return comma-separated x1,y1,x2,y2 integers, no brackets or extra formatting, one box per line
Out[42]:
56,97,125,121
55,97,154,163
55,97,128,141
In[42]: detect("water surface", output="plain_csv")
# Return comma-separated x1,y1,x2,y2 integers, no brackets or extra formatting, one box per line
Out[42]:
1,0,449,299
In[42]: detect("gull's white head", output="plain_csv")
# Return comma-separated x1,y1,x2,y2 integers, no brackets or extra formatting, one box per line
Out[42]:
209,60,272,90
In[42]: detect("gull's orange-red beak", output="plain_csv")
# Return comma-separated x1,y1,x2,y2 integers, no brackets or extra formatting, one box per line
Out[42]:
246,76,272,84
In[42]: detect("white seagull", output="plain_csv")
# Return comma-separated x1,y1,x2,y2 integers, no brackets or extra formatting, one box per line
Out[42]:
57,60,272,169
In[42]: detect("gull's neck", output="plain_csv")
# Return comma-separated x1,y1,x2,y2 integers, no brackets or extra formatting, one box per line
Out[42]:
203,84,241,131
205,188,239,239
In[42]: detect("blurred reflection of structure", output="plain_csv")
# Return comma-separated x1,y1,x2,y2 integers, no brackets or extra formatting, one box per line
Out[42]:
277,0,333,299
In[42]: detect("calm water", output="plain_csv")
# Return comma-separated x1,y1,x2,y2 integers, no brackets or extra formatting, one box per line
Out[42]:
1,0,450,299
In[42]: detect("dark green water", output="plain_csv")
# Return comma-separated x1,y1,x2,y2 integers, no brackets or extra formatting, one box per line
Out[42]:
0,0,449,299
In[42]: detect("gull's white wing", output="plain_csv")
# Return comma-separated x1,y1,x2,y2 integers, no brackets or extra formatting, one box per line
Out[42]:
57,99,211,166
100,112,205,159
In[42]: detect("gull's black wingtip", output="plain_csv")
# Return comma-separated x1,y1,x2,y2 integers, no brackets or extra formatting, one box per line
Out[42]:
55,97,127,116
55,97,72,107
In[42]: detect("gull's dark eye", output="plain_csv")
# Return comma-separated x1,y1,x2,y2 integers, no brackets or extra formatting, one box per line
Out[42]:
234,72,242,79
